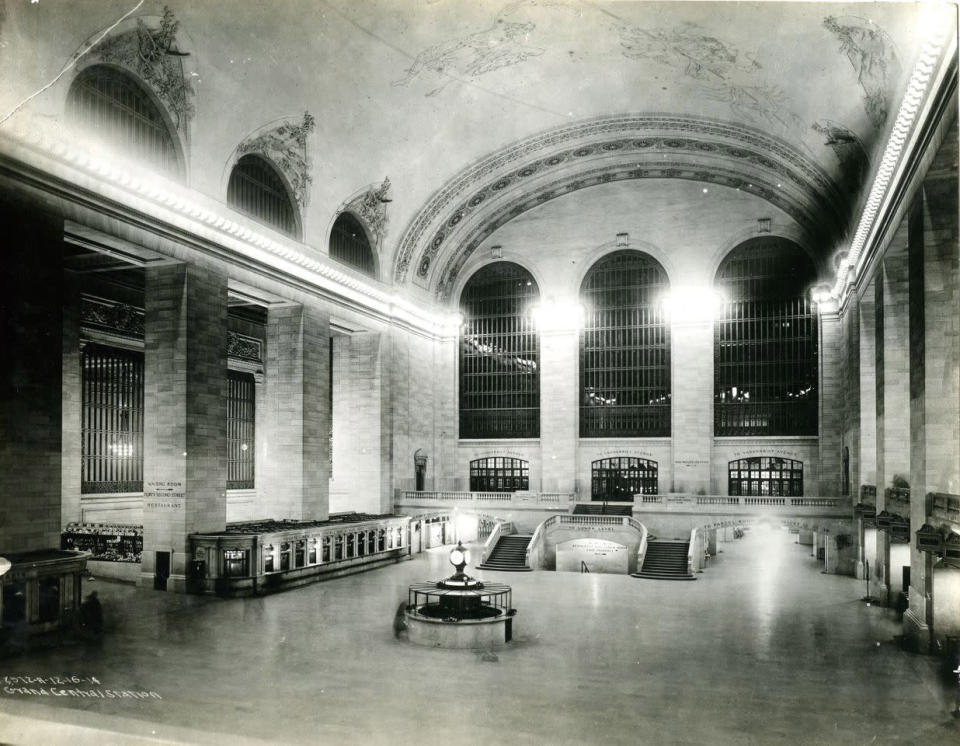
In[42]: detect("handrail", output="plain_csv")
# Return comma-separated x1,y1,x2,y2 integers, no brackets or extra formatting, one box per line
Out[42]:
525,515,559,569
580,560,590,573
480,521,504,566
636,521,649,571
687,528,698,577
398,490,575,505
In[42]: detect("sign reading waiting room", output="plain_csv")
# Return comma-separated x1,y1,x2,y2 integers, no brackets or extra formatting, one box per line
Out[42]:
556,538,628,574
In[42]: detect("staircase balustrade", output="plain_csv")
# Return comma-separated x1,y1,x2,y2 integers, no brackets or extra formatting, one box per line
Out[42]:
687,528,698,576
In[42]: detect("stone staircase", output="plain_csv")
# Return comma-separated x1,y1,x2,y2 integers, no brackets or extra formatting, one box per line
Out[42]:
632,540,695,580
477,535,533,572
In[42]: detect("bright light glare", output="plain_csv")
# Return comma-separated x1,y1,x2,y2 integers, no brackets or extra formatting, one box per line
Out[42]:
531,301,584,332
661,287,725,323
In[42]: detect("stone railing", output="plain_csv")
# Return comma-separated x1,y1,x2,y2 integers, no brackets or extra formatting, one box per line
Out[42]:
479,519,516,565
633,494,850,516
526,514,648,571
687,528,698,577
397,490,575,509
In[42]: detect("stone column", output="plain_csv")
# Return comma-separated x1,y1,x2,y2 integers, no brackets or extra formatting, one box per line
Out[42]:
0,203,63,552
262,304,330,521
858,290,877,489
330,331,389,513
671,318,712,494
61,273,82,526
539,328,578,494
906,124,960,649
141,263,228,592
875,232,911,604
436,336,459,491
818,305,842,496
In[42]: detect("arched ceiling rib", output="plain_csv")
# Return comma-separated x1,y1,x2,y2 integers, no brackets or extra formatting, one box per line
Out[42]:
394,115,844,300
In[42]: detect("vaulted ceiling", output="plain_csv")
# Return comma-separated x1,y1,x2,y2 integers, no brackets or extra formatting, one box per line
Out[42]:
0,0,952,303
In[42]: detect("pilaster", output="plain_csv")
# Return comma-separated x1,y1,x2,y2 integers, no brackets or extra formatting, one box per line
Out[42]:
671,318,712,493
539,328,578,493
141,263,228,591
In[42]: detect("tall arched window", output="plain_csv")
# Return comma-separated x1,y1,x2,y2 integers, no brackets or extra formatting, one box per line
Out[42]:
580,251,670,437
329,213,376,276
227,154,300,237
714,237,818,436
67,65,181,176
459,262,539,439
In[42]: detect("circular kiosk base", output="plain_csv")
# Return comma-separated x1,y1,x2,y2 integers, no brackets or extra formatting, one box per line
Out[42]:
405,611,514,649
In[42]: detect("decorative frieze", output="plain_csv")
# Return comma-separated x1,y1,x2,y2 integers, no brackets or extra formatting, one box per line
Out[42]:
80,296,144,339
236,113,315,208
227,331,262,363
342,178,392,249
93,6,194,132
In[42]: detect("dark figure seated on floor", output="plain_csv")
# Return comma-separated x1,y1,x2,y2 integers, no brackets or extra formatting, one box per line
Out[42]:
79,591,103,638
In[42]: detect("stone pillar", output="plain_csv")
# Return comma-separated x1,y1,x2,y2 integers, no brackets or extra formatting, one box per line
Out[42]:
858,290,877,489
873,234,911,604
262,304,330,521
61,273,82,526
841,295,860,499
437,336,459,491
141,263,228,592
906,123,960,650
878,232,911,492
818,306,842,496
539,328,577,494
0,201,63,552
824,533,840,574
330,331,389,513
671,318,712,493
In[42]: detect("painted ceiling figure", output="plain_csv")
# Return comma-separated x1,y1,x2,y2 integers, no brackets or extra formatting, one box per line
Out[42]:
823,16,900,128
393,20,545,96
616,21,800,134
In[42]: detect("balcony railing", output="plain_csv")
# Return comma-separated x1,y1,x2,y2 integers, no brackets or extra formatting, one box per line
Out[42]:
634,494,850,516
397,490,574,508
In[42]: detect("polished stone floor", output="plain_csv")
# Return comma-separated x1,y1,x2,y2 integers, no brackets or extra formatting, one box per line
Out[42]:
1,526,958,745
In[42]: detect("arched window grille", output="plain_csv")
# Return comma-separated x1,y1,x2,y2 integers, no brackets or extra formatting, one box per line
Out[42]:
329,213,375,276
591,457,658,500
714,237,818,436
469,457,529,492
227,154,299,237
81,344,144,494
580,251,670,437
459,262,540,439
728,457,803,497
67,65,181,176
227,371,255,489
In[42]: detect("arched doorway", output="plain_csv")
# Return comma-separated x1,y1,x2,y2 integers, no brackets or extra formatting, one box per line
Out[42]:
591,457,658,501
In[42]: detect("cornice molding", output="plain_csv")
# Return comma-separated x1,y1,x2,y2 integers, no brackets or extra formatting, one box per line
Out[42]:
0,117,453,340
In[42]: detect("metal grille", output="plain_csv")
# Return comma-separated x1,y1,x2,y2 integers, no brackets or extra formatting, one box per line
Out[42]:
469,457,529,492
67,65,180,176
227,371,255,489
580,251,670,436
728,457,803,496
329,213,375,276
714,238,818,436
227,154,299,237
81,344,144,494
591,457,658,500
459,262,539,439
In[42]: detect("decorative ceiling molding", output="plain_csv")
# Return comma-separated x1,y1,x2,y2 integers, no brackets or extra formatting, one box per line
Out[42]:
92,6,194,132
393,115,843,291
434,161,823,303
341,178,392,250
236,112,315,208
830,25,956,301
